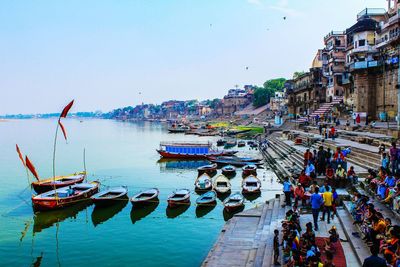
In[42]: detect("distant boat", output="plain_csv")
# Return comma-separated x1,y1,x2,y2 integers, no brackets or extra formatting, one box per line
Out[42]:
195,174,213,191
32,182,100,211
31,172,86,193
213,175,231,194
209,156,262,163
91,186,128,207
216,139,226,147
242,175,261,194
223,192,245,212
242,165,258,177
221,165,236,176
157,141,237,159
196,191,217,207
167,189,191,208
226,129,252,136
167,124,190,133
131,188,159,206
224,139,237,149
237,141,246,147
197,163,217,175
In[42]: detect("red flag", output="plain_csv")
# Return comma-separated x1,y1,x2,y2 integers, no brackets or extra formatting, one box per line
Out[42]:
25,156,40,181
59,120,68,141
60,100,74,118
16,144,25,167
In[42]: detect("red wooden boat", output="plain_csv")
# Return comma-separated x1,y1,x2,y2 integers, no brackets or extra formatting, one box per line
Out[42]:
242,175,261,194
223,192,245,212
32,181,100,211
31,172,86,193
157,141,237,159
242,165,258,177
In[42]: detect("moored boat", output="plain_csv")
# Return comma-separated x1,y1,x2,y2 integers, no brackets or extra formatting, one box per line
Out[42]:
224,139,237,149
242,175,261,194
213,175,231,194
242,164,258,177
157,141,237,159
91,186,128,207
32,181,100,211
31,172,86,193
196,191,217,207
167,124,190,133
197,163,217,175
223,192,245,212
167,189,191,208
221,165,236,176
216,139,226,147
237,141,246,147
131,188,159,206
195,173,213,191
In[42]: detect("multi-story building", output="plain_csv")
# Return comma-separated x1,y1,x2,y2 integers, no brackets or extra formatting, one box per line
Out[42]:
222,87,254,115
323,31,347,102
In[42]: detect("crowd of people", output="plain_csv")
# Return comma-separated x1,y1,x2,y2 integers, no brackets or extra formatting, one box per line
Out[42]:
349,192,400,267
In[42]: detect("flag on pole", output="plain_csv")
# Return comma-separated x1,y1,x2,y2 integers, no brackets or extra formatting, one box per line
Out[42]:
59,121,68,141
16,144,25,167
60,100,74,118
25,156,40,181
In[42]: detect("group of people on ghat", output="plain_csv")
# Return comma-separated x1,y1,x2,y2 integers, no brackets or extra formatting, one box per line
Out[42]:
349,191,400,267
278,180,340,267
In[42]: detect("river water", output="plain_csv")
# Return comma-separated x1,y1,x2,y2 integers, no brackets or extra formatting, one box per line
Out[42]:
0,119,282,266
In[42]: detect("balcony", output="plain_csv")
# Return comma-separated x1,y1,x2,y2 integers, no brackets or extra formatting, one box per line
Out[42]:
376,30,400,48
357,8,386,19
351,45,378,54
348,60,381,71
324,31,346,41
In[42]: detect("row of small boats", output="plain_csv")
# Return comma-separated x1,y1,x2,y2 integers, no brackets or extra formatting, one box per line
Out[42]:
195,173,261,194
197,163,259,176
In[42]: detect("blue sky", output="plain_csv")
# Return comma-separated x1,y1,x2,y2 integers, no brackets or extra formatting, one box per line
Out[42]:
0,0,387,114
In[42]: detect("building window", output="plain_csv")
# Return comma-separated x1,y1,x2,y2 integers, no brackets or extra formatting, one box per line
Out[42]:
359,39,366,46
335,39,341,46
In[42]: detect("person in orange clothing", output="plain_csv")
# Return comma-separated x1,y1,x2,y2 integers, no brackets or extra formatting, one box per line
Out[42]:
330,126,336,140
294,183,306,206
325,164,335,185
298,170,311,188
304,149,313,166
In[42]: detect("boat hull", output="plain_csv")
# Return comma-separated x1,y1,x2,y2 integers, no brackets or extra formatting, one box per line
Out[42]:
32,183,99,211
157,150,237,159
224,204,244,213
92,194,128,207
167,198,190,208
32,174,85,193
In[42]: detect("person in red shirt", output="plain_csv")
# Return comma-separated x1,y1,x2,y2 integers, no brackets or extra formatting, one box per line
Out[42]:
304,149,313,166
294,183,306,206
330,126,336,140
326,164,334,185
347,166,358,184
298,170,311,188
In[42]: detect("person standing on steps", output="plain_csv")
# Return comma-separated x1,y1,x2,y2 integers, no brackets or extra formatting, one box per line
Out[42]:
283,177,292,207
273,229,280,266
310,187,324,231
321,185,333,224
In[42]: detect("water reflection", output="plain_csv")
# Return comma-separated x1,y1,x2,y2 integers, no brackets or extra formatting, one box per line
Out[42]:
243,192,262,202
223,206,245,221
166,204,190,219
130,201,159,224
216,193,230,202
33,201,90,234
157,159,210,172
195,205,216,218
31,252,44,267
91,199,128,227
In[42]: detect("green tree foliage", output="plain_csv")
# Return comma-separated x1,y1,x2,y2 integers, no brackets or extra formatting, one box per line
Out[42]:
253,78,286,107
293,71,305,79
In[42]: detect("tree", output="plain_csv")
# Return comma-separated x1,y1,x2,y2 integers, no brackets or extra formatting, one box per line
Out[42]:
253,78,286,107
293,71,305,79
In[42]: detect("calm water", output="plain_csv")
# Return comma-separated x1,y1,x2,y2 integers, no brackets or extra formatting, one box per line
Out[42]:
0,119,282,267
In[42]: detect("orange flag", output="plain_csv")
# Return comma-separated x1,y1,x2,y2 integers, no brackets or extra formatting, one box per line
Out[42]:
25,156,40,181
60,100,74,118
16,144,25,167
59,120,68,141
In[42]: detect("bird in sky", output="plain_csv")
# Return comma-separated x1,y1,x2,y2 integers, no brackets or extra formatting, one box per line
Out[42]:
283,16,286,20
245,66,249,70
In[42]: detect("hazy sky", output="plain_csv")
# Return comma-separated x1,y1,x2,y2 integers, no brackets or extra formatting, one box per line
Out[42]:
0,0,387,114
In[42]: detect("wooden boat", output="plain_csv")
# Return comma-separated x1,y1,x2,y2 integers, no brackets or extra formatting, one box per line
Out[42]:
237,141,246,147
31,172,86,193
223,192,245,212
216,139,226,147
32,182,100,211
167,189,191,208
91,186,128,207
242,175,261,194
213,175,232,194
168,124,190,133
224,139,237,149
221,165,236,176
196,191,217,206
195,173,212,191
242,165,258,177
209,156,263,163
157,141,237,159
131,188,159,206
210,159,264,167
197,163,217,175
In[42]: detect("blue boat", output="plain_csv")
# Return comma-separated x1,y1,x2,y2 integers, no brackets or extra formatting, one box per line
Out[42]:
196,191,217,206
